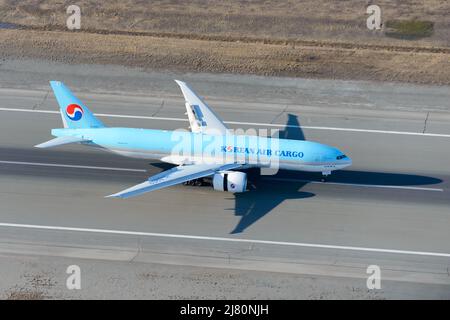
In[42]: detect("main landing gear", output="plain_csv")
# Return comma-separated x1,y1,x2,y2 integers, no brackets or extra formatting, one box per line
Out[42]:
183,178,206,186
321,171,331,182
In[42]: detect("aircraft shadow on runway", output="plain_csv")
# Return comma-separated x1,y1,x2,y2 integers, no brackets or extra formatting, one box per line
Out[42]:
229,113,443,234
230,113,311,234
230,173,314,234
278,113,306,141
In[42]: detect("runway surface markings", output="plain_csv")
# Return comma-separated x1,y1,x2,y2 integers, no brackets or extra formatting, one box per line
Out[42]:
0,160,443,192
265,177,444,192
0,222,450,258
1,107,450,138
0,160,147,172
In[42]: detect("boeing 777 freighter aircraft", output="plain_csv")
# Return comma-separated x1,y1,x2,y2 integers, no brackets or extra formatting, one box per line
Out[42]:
36,81,351,198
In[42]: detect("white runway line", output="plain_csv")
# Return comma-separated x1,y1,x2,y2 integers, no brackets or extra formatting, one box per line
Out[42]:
0,107,58,114
227,120,450,138
1,107,450,138
0,222,450,258
0,160,147,172
265,177,444,192
1,160,443,192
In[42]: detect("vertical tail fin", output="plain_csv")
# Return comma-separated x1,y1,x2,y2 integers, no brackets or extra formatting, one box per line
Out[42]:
50,81,105,129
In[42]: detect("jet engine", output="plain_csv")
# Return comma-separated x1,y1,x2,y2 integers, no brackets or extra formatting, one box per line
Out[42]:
212,171,247,193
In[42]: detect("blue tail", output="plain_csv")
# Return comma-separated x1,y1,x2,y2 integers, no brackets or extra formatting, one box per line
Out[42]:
50,81,104,129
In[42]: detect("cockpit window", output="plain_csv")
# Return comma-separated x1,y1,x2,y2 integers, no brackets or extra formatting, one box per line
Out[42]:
336,154,347,160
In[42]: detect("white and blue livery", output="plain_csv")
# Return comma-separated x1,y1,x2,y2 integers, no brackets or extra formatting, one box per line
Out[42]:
36,80,352,198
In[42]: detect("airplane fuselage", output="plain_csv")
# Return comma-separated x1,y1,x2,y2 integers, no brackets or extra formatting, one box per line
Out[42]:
52,127,352,174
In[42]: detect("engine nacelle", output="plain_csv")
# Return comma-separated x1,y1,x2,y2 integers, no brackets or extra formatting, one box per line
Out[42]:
212,171,247,193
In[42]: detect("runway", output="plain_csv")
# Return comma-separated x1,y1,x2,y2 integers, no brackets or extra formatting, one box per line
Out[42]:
0,64,449,298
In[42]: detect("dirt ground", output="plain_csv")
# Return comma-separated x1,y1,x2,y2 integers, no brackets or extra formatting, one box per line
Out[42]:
1,29,448,85
1,0,449,46
0,1,449,84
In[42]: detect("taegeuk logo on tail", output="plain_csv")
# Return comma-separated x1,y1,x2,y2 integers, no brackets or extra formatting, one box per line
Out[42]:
66,104,84,121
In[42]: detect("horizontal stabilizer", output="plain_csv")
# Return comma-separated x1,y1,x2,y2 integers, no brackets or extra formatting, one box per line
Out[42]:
34,136,90,148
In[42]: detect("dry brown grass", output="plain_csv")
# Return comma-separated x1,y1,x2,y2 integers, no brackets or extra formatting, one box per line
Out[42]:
1,29,449,85
5,289,46,300
0,1,448,84
0,0,449,47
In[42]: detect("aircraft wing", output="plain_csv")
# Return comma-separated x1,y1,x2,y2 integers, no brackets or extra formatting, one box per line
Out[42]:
175,80,228,135
106,163,241,199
